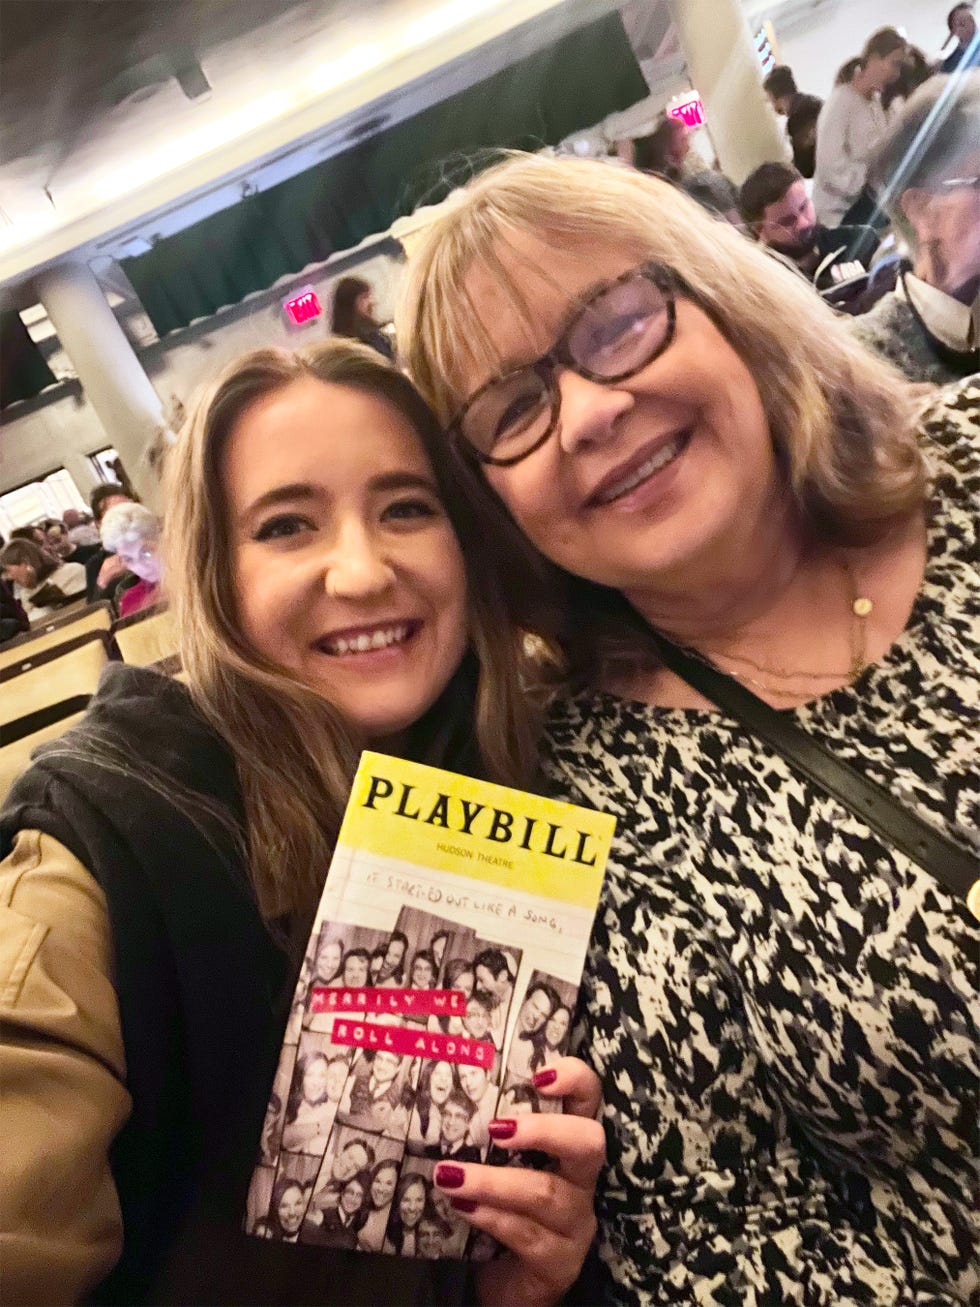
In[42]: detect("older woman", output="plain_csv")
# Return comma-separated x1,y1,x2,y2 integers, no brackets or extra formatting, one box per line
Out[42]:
99,502,163,617
399,153,979,1306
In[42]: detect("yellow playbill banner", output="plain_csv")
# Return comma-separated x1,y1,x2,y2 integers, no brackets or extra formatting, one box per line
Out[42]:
338,752,614,910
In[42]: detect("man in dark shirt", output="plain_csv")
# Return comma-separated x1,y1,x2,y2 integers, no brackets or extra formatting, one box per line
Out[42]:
740,162,887,311
422,1090,481,1163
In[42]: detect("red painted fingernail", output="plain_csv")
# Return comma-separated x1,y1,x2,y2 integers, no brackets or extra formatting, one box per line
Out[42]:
488,1118,517,1140
434,1163,465,1189
532,1068,557,1088
450,1197,478,1213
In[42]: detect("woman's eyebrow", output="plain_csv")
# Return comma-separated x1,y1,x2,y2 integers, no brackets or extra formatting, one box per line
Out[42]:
240,482,318,524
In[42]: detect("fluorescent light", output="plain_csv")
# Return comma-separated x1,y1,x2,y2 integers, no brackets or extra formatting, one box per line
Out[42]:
400,0,499,49
92,92,297,202
307,42,385,96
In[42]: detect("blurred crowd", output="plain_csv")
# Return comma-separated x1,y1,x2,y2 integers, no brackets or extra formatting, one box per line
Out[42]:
620,14,978,386
0,483,163,637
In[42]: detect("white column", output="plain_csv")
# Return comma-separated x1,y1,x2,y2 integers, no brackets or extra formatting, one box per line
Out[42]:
668,0,788,184
36,260,165,509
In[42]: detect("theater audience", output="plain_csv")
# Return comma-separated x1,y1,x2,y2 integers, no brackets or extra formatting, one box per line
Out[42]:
633,115,691,183
881,44,935,111
0,575,30,644
330,276,395,360
86,482,134,602
762,64,799,117
633,116,737,221
941,3,979,73
740,161,880,301
99,503,163,617
0,538,86,620
852,72,980,381
763,65,823,177
813,27,908,225
63,507,101,548
43,518,100,567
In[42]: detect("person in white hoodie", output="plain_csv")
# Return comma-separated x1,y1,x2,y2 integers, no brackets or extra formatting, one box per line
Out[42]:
812,27,908,227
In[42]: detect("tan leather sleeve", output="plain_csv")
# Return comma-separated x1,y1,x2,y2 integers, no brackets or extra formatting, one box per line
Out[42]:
0,830,131,1305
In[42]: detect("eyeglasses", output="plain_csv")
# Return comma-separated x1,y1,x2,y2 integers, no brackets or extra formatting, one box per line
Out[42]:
939,174,980,192
449,262,678,466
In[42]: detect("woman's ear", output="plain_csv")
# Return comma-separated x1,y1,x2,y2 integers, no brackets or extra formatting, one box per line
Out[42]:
898,187,934,241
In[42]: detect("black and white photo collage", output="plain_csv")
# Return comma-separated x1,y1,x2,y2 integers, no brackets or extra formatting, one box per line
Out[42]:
246,905,575,1258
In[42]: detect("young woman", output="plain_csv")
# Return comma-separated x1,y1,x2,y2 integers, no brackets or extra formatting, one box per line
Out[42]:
0,537,87,619
408,1058,457,1150
812,27,907,225
0,339,604,1307
399,151,979,1307
330,276,395,360
280,1052,348,1153
540,1005,572,1069
356,1158,400,1253
266,1179,309,1244
383,1173,432,1256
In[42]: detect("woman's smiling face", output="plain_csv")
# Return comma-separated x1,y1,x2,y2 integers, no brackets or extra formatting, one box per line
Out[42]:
457,236,777,607
225,377,469,741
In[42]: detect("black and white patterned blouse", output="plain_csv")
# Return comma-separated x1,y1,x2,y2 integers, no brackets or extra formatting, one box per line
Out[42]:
543,380,980,1306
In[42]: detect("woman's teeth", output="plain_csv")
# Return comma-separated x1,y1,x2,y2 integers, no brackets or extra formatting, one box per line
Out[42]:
323,624,412,656
597,432,687,505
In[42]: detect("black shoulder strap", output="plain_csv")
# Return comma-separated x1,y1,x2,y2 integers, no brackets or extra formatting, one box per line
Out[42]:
651,633,978,910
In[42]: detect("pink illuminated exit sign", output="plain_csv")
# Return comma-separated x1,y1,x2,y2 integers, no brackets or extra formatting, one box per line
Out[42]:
283,285,322,326
668,93,706,128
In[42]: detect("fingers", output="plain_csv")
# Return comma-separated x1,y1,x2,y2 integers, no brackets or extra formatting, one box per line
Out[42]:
489,1112,605,1188
531,1056,602,1121
433,1115,604,1234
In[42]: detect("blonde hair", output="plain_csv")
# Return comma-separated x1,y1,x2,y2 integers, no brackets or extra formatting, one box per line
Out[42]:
397,153,929,679
164,339,537,924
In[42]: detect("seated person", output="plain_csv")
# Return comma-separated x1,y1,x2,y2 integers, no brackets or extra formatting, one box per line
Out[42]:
62,508,101,548
0,539,86,620
99,503,163,618
44,519,100,567
740,161,881,299
0,575,29,644
85,483,134,602
763,65,824,177
851,72,980,381
786,94,824,180
941,4,979,74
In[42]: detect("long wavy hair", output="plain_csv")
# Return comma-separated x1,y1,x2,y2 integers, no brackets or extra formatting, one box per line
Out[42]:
396,152,929,685
164,338,538,925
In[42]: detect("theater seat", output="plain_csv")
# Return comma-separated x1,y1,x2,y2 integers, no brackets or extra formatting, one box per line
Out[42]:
0,697,89,803
113,605,179,670
0,633,109,728
0,602,114,672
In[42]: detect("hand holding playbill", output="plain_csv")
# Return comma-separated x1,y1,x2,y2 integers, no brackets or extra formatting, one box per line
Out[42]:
246,752,614,1260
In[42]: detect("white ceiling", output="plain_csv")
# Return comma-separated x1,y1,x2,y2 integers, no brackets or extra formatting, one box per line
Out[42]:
0,0,621,289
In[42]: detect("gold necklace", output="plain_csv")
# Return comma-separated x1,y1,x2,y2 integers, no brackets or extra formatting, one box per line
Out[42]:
696,561,874,695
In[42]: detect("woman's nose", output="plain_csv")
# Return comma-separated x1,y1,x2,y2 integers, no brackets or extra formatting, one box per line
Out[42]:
554,367,633,456
323,525,395,599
